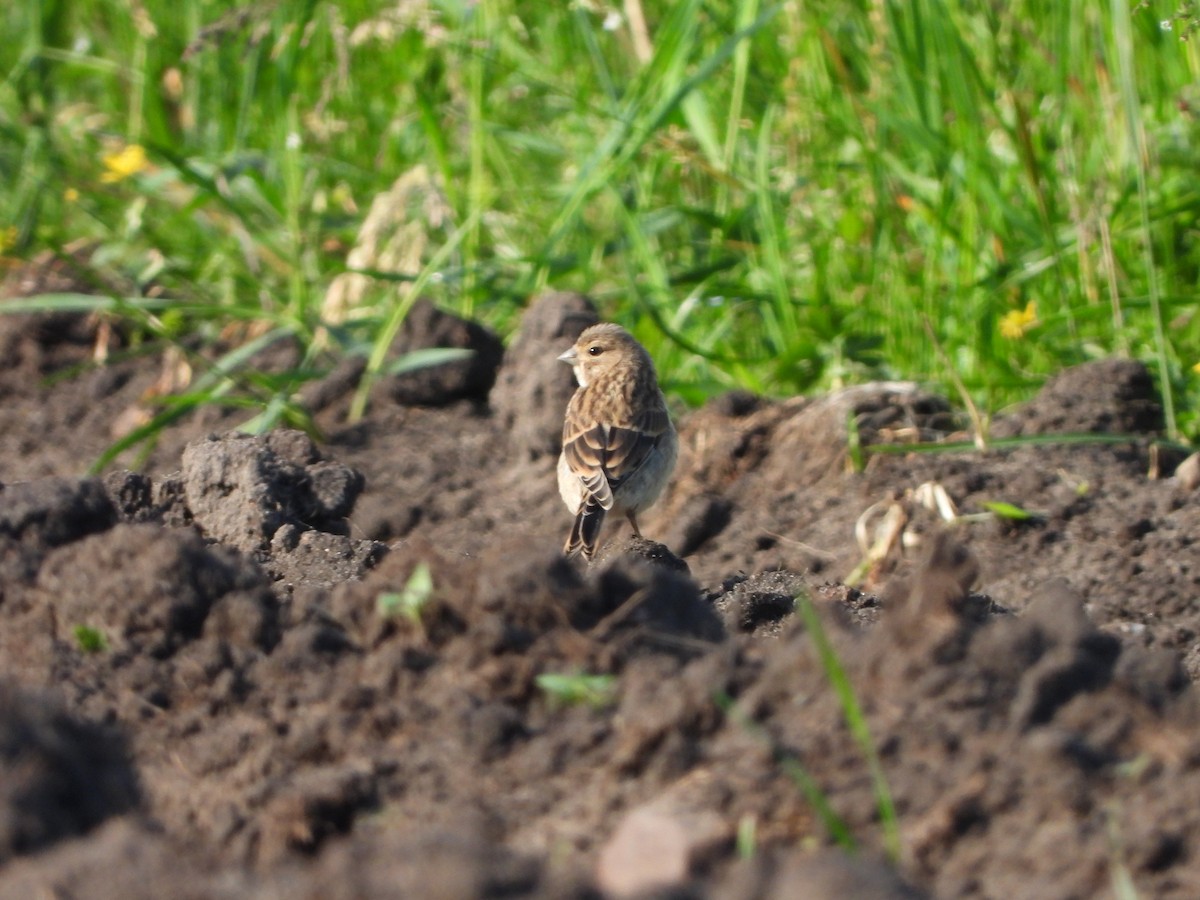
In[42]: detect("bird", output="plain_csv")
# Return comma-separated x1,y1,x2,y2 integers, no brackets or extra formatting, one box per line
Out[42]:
557,323,678,561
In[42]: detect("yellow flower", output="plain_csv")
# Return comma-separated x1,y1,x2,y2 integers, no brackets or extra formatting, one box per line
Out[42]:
100,144,148,183
64,187,80,202
1192,360,1200,375
999,300,1038,340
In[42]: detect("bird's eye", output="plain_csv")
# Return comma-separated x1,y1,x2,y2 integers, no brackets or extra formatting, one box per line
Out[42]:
587,345,603,356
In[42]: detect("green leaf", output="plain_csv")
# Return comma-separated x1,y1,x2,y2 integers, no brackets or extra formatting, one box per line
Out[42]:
376,562,434,624
385,347,475,376
73,624,108,653
980,500,1036,520
0,293,177,314
535,672,617,709
795,593,900,862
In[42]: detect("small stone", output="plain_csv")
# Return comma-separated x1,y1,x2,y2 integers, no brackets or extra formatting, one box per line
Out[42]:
1174,452,1200,491
596,804,728,898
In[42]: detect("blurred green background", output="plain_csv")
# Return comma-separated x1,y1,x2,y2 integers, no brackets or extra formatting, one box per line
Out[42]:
2,0,1199,448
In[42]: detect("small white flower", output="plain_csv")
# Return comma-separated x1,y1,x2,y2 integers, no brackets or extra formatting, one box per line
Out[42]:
430,271,444,284
602,10,622,31
1161,19,1173,31
285,132,302,150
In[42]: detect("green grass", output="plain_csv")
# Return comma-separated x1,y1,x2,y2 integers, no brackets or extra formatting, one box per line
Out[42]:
795,591,900,861
72,623,108,653
718,591,900,859
717,689,858,853
3,1,1200,458
535,671,618,709
376,561,435,634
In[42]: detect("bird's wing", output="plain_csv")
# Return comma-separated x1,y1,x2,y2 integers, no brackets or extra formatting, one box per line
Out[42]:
561,404,671,511
561,421,615,509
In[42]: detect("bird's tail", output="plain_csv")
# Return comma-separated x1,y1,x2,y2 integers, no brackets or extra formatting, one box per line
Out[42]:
564,501,606,561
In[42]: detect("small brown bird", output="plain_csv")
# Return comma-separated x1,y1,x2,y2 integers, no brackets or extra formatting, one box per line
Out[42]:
557,323,678,561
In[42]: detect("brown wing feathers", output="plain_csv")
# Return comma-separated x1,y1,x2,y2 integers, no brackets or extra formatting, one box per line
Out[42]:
563,419,667,559
562,423,613,510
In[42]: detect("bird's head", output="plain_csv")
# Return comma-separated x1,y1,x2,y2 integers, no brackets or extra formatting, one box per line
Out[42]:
558,323,651,388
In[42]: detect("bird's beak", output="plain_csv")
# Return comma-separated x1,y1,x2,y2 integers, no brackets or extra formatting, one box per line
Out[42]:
557,347,578,364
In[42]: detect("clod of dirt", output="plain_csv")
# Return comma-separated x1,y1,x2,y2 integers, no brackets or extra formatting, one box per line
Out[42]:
268,527,388,595
0,681,140,863
0,816,551,900
150,472,194,528
718,849,927,900
0,820,238,900
1003,580,1122,730
0,478,117,594
0,248,115,378
992,358,1162,437
180,430,365,555
102,470,155,522
885,531,984,651
372,298,504,407
256,762,380,864
35,523,274,660
593,535,691,574
276,826,547,900
715,571,804,636
490,290,599,460
768,382,956,486
101,470,199,528
1113,644,1190,713
585,554,725,652
0,477,116,549
665,493,734,558
470,545,588,633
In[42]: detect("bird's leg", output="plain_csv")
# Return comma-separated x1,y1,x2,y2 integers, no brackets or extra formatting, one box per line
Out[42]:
626,511,642,538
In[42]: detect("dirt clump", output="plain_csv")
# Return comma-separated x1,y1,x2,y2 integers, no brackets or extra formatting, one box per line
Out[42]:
0,681,140,863
372,298,505,408
0,477,116,552
490,290,599,461
181,430,364,552
177,430,385,594
35,523,274,661
992,357,1162,437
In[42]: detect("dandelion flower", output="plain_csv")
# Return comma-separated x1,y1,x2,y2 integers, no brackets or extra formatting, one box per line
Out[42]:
999,300,1038,340
101,144,148,183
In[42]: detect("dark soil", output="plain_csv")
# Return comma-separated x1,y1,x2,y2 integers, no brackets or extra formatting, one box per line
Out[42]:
4,272,1200,898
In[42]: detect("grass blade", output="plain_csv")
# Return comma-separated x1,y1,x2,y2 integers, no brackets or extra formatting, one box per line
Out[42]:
349,207,482,422
795,593,901,862
716,691,857,853
1111,0,1176,440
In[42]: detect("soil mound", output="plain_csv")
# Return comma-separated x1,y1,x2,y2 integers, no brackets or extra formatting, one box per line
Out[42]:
0,682,139,863
2,283,1200,896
